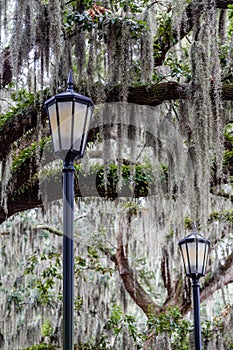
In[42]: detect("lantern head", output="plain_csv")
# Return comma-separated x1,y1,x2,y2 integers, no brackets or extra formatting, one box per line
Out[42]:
178,231,210,279
45,71,94,162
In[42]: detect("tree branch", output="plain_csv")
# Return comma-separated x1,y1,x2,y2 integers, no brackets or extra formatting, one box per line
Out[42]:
34,225,63,236
154,0,233,66
1,82,233,162
0,106,45,159
200,250,233,302
0,82,189,161
216,0,233,9
0,231,10,236
115,232,162,317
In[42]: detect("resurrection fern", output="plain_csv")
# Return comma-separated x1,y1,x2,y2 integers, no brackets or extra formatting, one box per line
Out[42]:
0,89,35,130
21,344,55,350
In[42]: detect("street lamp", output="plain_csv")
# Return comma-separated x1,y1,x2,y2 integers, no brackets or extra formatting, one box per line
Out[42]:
45,70,94,350
178,231,210,350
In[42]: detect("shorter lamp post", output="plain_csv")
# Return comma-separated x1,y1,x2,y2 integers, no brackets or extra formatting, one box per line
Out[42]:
178,231,210,350
44,71,94,350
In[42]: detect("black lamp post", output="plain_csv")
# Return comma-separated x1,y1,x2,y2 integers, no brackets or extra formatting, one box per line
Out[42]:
45,71,94,350
178,231,210,350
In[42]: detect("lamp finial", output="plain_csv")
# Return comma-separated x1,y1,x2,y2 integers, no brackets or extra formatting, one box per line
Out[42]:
192,222,197,232
67,70,74,92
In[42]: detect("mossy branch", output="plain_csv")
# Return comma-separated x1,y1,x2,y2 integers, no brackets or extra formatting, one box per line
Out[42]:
34,225,63,237
1,82,233,162
153,0,233,66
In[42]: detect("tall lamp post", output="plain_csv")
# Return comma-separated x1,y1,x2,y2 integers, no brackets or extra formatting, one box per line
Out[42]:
178,231,210,350
45,71,94,350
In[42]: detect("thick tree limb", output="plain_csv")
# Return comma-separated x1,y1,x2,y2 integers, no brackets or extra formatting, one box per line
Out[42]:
0,78,232,224
0,106,43,159
0,178,43,224
154,0,233,66
0,163,155,224
127,82,189,105
0,79,209,162
201,269,233,302
115,232,162,317
216,0,233,8
114,218,233,318
1,82,233,161
200,250,233,302
163,251,233,316
113,230,233,345
0,82,188,161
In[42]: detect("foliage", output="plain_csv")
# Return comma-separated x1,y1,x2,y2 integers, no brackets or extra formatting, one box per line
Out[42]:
224,123,233,144
224,149,233,169
1,0,233,349
65,0,148,40
201,305,233,348
106,305,144,346
76,305,232,350
147,307,192,349
23,246,114,309
24,251,62,306
42,319,54,338
153,12,172,59
21,344,55,350
11,137,50,173
74,246,114,277
222,123,233,176
209,209,233,223
92,162,156,197
164,54,191,82
19,305,233,350
76,304,145,349
6,288,26,313
0,89,35,130
184,216,193,230
41,319,54,346
227,5,233,36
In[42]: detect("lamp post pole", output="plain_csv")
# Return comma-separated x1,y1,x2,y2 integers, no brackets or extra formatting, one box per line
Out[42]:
44,70,94,350
192,277,202,350
63,159,75,350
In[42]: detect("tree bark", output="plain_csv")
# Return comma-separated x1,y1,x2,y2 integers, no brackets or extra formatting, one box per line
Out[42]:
0,106,42,159
115,232,162,317
200,250,233,302
112,230,233,347
0,78,233,224
154,0,233,66
1,82,233,162
216,0,233,8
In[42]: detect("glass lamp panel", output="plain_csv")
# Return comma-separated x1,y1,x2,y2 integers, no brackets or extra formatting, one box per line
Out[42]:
180,244,189,275
58,101,73,150
197,241,206,275
48,103,60,152
81,107,92,156
72,102,88,152
187,241,197,274
203,244,209,275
